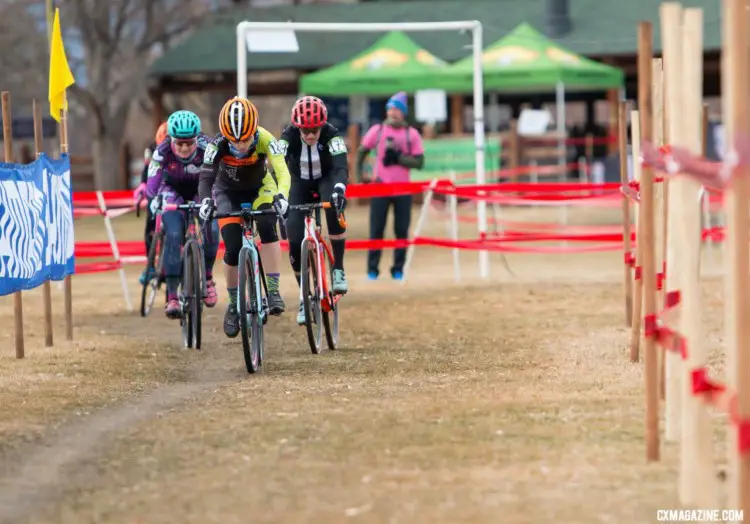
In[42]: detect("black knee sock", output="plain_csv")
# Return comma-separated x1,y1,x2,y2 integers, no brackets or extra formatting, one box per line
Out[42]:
331,239,345,271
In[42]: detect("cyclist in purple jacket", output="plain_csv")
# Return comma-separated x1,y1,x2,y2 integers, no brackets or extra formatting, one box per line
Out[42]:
145,110,220,319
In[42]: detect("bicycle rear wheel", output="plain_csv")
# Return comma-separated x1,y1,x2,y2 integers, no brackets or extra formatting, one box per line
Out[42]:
301,240,323,354
321,243,339,350
140,230,164,317
238,246,263,373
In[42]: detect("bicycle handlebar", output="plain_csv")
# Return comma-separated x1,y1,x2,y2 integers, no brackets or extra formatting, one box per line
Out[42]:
289,201,347,229
211,205,282,220
136,195,144,217
163,202,201,212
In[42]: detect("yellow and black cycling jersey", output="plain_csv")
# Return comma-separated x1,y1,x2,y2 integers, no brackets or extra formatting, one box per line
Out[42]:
197,127,291,203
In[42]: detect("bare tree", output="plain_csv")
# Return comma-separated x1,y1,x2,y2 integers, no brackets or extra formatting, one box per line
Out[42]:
54,0,218,189
0,1,48,114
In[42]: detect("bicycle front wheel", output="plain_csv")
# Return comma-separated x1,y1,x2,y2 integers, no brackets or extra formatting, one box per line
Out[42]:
187,240,204,349
301,240,323,354
238,246,263,373
140,230,164,317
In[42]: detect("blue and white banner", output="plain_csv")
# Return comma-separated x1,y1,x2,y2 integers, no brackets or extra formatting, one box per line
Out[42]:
0,153,75,296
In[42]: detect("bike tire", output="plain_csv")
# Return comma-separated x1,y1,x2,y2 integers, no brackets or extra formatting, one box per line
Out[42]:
301,240,323,354
180,243,195,349
238,246,262,373
140,230,163,317
321,243,339,350
188,241,203,350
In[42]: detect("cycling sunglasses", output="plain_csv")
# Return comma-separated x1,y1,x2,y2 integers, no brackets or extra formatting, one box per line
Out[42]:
300,127,321,136
172,137,197,147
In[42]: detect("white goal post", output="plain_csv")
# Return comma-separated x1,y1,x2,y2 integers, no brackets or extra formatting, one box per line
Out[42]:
236,20,491,278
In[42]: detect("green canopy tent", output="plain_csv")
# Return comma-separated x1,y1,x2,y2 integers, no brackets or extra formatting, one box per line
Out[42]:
431,22,624,92
423,23,625,176
299,31,449,96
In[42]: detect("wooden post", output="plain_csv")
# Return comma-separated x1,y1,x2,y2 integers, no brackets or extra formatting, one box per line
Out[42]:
1,92,24,359
651,58,667,405
619,101,633,327
629,110,643,363
33,100,54,348
660,1,683,445
59,111,73,341
722,0,750,514
637,20,660,463
676,7,717,507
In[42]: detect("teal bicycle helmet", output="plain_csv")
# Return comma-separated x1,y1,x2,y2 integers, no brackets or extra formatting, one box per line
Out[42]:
167,110,201,139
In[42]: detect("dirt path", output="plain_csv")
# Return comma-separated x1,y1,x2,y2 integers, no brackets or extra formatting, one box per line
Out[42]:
0,295,250,524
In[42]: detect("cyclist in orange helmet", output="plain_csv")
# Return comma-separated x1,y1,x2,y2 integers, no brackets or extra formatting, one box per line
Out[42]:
198,97,291,338
134,121,169,285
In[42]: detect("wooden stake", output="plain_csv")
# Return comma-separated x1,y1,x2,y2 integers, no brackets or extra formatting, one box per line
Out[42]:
637,20,660,462
678,7,718,508
651,58,667,403
722,0,750,514
33,99,54,348
660,1,684,445
59,111,73,341
1,92,24,359
629,111,643,363
619,101,633,327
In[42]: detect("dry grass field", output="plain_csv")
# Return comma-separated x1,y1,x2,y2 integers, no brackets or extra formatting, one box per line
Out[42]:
0,200,732,524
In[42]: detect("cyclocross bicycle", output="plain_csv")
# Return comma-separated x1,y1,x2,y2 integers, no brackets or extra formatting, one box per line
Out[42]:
140,196,166,318
211,198,286,373
163,201,208,350
289,200,346,354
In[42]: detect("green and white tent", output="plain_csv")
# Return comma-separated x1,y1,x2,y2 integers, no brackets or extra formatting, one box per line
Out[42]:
299,31,449,96
431,22,624,92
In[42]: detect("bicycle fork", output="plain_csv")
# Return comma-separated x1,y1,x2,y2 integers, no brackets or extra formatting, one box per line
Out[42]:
240,234,266,324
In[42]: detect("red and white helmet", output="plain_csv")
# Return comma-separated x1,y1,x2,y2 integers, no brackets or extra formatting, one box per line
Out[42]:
291,96,328,128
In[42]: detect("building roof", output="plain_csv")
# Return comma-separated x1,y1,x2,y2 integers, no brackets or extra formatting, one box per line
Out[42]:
149,0,721,78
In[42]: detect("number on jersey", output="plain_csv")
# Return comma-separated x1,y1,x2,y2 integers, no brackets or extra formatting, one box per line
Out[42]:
328,136,347,156
204,143,219,165
268,139,285,156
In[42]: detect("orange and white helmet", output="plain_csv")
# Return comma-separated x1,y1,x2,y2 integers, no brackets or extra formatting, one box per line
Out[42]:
219,97,259,143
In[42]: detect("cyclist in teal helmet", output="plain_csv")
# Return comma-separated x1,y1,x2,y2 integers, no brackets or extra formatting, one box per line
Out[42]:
145,110,220,317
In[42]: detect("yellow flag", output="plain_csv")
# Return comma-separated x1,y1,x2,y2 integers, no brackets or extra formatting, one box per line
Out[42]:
48,8,75,122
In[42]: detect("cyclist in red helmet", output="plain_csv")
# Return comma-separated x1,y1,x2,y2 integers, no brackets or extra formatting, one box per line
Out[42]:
279,95,349,325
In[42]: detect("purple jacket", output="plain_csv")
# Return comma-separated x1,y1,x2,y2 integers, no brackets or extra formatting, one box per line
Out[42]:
145,133,212,202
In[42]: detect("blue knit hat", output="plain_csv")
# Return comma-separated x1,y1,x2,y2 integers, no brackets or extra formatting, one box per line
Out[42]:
386,91,408,115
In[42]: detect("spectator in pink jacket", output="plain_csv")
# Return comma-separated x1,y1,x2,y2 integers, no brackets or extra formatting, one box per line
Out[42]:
356,92,425,280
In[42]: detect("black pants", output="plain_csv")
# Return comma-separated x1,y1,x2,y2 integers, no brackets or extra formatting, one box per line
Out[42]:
144,202,156,254
367,195,412,276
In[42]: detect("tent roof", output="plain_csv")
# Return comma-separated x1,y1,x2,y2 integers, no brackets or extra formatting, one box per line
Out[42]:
299,31,448,96
434,22,624,91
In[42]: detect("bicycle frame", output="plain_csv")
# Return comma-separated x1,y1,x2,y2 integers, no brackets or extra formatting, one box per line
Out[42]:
164,202,208,299
240,204,267,323
298,202,344,314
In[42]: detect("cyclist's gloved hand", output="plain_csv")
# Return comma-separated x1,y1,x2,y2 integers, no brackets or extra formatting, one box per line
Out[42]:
273,194,289,218
199,198,215,221
133,182,146,204
149,195,162,215
331,183,347,212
